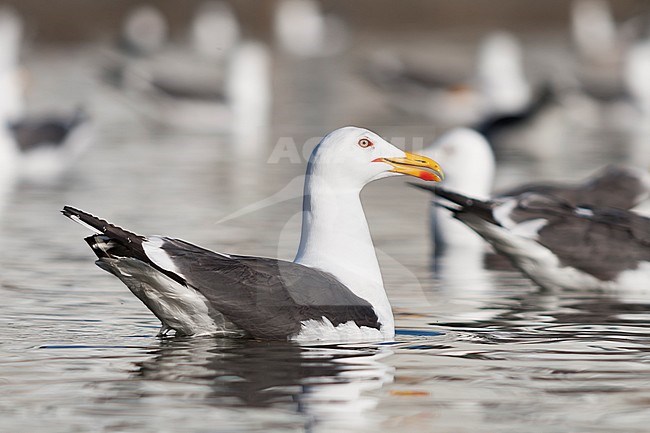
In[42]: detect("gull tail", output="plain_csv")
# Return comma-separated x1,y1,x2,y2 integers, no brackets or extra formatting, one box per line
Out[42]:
407,182,498,224
62,206,141,240
61,206,148,262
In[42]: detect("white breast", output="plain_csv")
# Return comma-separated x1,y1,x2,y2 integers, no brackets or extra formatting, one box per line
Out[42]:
294,318,387,343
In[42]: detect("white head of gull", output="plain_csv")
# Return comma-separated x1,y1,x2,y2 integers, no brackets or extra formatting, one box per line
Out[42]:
63,126,443,343
422,128,495,252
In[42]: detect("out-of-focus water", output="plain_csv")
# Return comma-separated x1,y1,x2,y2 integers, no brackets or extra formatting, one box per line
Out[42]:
2,39,650,433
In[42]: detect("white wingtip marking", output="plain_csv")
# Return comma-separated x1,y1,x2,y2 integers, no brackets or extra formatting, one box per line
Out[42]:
143,236,183,278
575,207,594,217
70,214,102,234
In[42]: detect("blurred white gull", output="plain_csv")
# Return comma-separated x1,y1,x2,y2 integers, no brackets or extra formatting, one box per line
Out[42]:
569,0,629,103
0,6,24,121
227,42,272,143
624,38,650,116
189,1,240,61
420,128,497,291
571,0,619,64
119,4,169,57
476,32,532,118
365,31,533,125
0,122,17,182
273,0,347,57
0,125,15,221
421,128,495,254
0,8,92,182
107,40,271,133
2,109,93,182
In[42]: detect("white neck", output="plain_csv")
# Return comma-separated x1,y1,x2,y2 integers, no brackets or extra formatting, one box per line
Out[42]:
294,171,394,334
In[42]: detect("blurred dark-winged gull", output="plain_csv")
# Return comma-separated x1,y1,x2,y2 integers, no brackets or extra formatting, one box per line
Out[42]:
364,32,533,125
497,164,650,209
421,127,650,254
105,40,270,133
0,8,92,182
411,184,650,291
62,126,443,342
4,109,92,181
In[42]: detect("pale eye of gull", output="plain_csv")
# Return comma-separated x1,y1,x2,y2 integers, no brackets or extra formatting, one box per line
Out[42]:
358,138,373,148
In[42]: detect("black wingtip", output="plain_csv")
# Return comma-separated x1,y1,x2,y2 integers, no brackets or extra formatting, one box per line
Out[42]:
61,205,79,217
62,205,90,220
61,206,108,234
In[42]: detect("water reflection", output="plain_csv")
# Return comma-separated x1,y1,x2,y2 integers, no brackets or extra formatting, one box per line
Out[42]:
121,338,393,430
436,286,650,344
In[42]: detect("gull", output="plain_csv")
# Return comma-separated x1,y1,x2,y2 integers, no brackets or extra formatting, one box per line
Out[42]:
62,126,443,342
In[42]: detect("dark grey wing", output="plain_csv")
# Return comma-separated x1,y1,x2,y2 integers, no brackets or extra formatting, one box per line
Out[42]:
10,110,87,152
62,207,380,340
413,186,650,282
151,77,226,102
473,83,555,141
156,238,380,340
515,197,650,281
363,56,464,94
575,165,650,209
496,165,649,210
497,182,580,204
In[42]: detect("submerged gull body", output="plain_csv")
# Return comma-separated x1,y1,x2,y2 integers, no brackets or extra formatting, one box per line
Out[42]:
63,127,443,342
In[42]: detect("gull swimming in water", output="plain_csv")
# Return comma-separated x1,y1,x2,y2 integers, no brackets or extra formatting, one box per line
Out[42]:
411,184,650,291
63,126,443,342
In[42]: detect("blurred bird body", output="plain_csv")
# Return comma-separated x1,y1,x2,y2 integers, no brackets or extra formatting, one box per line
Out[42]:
419,125,649,258
0,7,92,182
366,32,533,126
0,109,92,182
413,184,650,291
106,41,271,134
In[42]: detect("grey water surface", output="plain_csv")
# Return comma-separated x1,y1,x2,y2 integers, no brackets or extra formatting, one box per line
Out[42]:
2,41,650,433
